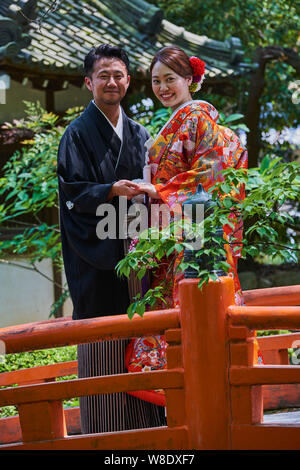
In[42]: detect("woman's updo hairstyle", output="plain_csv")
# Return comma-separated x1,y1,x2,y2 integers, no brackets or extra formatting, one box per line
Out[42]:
150,45,193,80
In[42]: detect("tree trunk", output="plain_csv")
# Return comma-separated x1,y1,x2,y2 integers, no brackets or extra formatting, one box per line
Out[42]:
246,46,300,168
245,48,267,168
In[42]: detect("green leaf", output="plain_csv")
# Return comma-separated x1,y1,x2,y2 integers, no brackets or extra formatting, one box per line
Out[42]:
223,113,244,123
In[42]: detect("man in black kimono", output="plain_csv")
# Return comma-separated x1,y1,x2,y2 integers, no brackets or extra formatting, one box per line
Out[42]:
57,44,165,433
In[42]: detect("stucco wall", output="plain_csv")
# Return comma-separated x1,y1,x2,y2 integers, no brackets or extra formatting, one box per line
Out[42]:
0,79,45,123
0,258,72,328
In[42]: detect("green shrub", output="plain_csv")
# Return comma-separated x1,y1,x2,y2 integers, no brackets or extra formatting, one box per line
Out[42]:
0,345,78,418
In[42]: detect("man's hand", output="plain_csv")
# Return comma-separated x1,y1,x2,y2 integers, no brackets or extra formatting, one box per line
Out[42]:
108,180,141,200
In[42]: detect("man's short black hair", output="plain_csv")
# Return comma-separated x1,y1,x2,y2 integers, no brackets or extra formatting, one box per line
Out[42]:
84,44,130,77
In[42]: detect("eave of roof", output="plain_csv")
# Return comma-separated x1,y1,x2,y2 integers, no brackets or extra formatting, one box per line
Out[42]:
0,0,254,83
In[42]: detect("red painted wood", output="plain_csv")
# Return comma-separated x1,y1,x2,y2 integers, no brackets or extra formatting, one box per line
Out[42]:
0,426,189,450
0,309,180,354
1,281,300,450
0,361,78,387
179,276,235,449
263,384,300,410
0,369,183,407
228,305,300,329
18,400,66,442
243,285,300,306
0,407,81,445
257,332,300,352
232,424,300,450
230,365,300,385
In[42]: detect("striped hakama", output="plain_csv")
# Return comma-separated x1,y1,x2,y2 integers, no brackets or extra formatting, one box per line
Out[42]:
77,339,166,433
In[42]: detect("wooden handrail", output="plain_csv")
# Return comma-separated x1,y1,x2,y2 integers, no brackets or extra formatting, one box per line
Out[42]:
0,361,78,387
243,285,300,306
0,309,180,354
230,365,300,385
0,369,184,407
227,306,300,329
257,332,300,351
1,277,300,450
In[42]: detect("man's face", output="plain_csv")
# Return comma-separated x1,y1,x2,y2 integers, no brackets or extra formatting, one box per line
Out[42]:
85,57,130,108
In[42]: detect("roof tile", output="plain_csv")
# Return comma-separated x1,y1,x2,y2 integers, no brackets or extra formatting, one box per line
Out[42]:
3,0,252,80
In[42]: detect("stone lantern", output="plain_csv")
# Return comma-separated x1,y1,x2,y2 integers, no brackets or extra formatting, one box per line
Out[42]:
182,184,225,279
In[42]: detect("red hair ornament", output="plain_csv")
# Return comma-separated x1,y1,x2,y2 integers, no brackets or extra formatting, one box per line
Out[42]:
189,56,206,93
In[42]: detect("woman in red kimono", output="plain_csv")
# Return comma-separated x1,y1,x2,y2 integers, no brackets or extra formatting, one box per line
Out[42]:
138,45,248,307
125,46,263,406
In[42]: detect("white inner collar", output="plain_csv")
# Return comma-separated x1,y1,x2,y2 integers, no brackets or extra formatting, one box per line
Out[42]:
92,100,123,141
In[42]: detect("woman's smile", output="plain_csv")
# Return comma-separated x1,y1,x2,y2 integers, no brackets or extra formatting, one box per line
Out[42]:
160,92,174,100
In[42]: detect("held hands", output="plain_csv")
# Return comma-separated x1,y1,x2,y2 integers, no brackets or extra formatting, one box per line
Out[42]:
136,182,160,199
108,180,160,200
108,180,141,200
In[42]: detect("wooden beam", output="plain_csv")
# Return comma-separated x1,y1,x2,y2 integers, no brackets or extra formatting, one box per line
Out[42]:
0,425,189,451
0,361,78,387
243,285,300,306
0,407,81,445
0,369,184,406
232,424,300,450
230,365,300,385
257,333,300,352
227,306,300,330
0,309,180,353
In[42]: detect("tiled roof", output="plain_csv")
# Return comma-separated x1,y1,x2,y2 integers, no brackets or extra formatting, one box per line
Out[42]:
0,0,253,82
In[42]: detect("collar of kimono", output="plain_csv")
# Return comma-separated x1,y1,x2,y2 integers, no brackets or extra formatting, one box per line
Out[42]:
92,100,123,141
161,99,218,138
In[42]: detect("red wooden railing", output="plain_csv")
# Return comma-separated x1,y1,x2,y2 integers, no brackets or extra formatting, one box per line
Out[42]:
244,285,300,411
0,279,299,450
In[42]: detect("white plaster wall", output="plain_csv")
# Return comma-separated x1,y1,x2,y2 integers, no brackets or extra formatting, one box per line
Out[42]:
0,79,45,123
0,258,72,327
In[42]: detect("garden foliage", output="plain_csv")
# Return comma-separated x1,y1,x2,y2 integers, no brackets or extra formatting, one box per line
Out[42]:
0,102,299,320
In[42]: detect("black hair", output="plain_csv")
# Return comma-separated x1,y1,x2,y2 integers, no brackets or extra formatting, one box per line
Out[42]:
150,45,192,79
84,44,130,77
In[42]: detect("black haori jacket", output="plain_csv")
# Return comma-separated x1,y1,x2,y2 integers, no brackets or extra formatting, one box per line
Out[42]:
57,101,149,319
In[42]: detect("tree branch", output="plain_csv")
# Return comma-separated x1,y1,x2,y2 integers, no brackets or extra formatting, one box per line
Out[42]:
0,259,63,289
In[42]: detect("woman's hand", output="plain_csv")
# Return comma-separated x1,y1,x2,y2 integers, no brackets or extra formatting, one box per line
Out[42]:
137,182,161,199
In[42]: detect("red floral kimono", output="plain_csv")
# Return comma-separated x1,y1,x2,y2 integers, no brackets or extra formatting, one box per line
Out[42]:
125,101,264,404
148,100,247,307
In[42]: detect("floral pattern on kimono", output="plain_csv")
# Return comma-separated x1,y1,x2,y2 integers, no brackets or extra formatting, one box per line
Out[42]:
125,101,263,402
148,100,248,307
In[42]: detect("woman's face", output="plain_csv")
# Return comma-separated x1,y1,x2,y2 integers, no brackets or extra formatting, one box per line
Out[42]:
151,61,192,111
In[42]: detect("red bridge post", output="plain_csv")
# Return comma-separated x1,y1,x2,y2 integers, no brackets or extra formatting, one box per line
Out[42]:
179,276,235,449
